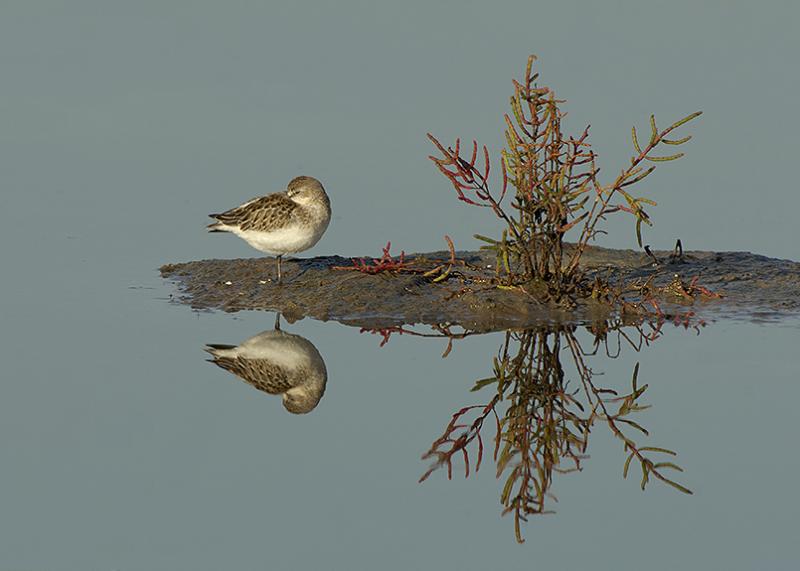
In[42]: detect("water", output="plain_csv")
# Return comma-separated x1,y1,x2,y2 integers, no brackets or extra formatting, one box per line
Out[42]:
3,299,798,568
2,2,799,569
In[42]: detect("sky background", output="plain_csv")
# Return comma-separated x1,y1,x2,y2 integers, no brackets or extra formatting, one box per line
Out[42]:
1,0,798,265
1,2,798,570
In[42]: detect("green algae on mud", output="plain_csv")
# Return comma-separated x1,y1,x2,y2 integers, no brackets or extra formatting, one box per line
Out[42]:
160,245,800,330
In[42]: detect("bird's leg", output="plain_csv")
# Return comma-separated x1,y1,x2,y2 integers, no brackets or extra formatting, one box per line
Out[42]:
276,254,283,284
274,312,282,331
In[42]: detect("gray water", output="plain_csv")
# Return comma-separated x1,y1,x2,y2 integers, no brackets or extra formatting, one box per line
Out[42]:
2,2,799,569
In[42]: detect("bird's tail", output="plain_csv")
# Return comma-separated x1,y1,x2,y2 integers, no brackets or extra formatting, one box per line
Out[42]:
204,343,237,358
207,216,227,232
206,343,236,350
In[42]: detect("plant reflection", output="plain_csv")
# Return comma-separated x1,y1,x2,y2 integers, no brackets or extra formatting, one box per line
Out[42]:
205,314,327,414
414,318,692,543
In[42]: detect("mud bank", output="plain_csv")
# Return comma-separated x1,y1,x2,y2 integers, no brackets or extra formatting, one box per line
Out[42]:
160,245,800,329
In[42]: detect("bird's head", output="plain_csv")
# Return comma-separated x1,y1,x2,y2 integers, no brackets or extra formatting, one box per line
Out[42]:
282,384,325,415
286,176,327,205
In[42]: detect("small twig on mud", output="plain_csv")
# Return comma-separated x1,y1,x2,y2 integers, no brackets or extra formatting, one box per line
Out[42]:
686,275,723,299
670,239,684,261
331,241,409,274
331,236,464,283
644,245,660,266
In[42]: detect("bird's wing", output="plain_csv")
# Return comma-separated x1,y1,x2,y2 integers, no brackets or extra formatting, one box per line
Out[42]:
210,193,297,232
211,356,295,394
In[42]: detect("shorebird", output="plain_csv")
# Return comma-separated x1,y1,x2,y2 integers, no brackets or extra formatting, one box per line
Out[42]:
207,176,331,283
204,314,328,414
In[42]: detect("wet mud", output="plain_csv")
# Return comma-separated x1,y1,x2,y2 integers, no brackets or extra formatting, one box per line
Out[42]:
160,245,800,330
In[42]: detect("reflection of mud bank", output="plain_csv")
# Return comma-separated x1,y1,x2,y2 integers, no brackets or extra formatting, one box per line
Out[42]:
160,245,800,328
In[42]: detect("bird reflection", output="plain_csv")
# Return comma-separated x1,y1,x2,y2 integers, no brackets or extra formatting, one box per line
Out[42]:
205,314,327,414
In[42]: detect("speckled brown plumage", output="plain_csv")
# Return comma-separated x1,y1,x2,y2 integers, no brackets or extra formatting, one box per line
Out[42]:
210,355,305,394
210,193,300,233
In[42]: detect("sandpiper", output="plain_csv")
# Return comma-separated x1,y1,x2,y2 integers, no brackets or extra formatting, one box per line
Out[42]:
207,176,331,283
204,314,328,414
